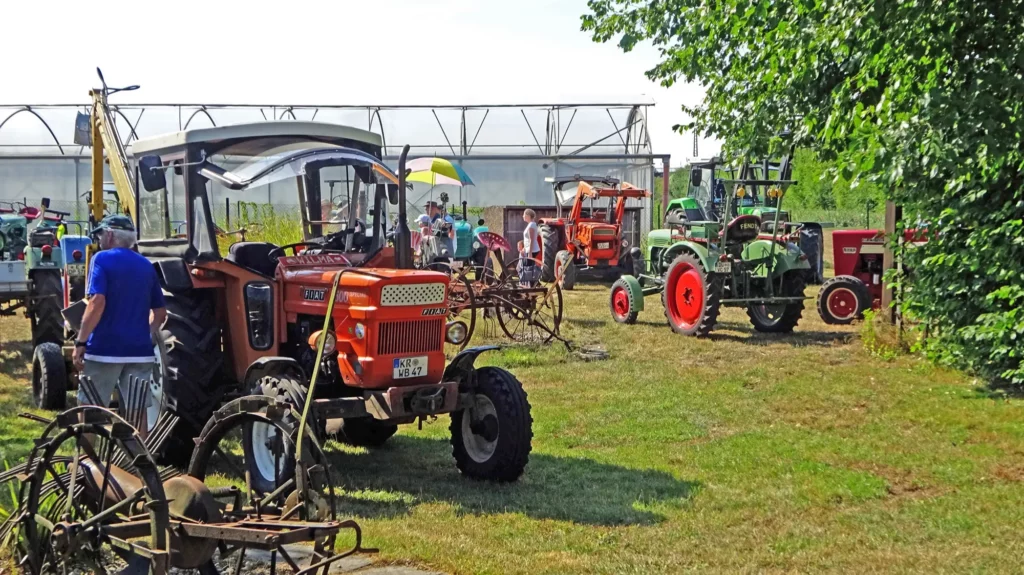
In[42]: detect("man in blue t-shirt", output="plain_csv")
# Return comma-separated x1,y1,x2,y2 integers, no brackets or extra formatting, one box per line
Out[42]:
72,215,167,425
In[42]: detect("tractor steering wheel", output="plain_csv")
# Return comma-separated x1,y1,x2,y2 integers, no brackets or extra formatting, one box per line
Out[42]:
267,242,352,265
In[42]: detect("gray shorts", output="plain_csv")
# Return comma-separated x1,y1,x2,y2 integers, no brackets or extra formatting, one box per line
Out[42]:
79,360,155,413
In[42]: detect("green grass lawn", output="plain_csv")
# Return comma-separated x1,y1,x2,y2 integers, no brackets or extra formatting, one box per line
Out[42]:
1,278,1022,573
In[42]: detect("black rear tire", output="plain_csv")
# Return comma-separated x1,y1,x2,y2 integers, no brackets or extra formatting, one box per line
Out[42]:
540,224,561,282
337,419,398,447
747,273,806,333
450,367,532,482
816,275,872,324
29,270,63,347
32,342,67,410
158,289,224,465
243,373,307,493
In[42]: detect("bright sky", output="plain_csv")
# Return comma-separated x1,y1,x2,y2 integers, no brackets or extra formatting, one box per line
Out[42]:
0,0,717,166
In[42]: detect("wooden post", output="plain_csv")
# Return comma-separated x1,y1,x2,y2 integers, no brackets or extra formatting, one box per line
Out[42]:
881,200,903,325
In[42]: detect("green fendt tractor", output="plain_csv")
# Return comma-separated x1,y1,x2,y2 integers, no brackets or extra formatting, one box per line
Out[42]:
610,169,814,336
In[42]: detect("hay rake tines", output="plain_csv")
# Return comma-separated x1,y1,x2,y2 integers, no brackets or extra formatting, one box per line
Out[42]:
1,398,374,575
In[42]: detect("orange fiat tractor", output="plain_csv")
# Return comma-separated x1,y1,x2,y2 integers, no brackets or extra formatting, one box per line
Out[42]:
539,175,650,289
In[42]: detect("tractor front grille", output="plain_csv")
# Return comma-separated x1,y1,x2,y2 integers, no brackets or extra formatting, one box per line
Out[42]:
592,228,616,237
377,319,443,356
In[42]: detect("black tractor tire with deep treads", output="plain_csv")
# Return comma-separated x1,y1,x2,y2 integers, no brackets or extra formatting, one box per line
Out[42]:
817,275,872,324
243,373,307,493
32,342,67,410
450,366,532,482
29,270,63,347
540,224,561,282
158,289,224,465
337,418,398,447
661,253,723,337
747,273,807,333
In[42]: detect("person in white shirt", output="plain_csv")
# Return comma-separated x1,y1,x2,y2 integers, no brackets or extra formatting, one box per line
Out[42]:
521,209,540,265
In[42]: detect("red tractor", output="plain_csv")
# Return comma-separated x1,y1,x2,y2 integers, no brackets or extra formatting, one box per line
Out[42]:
817,228,927,324
539,175,650,289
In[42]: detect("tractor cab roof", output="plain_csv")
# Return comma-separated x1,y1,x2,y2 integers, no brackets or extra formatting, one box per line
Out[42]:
131,121,383,158
544,174,620,190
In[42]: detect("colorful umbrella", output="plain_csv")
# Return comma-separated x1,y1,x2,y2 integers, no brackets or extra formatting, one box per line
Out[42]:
406,157,475,187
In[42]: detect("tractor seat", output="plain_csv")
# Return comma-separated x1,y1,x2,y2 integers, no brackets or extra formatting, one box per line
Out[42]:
226,242,279,277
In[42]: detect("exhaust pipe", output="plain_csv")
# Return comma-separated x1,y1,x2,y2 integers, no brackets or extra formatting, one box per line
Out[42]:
395,145,412,269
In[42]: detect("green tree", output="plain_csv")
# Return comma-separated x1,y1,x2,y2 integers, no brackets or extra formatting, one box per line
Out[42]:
583,0,1024,385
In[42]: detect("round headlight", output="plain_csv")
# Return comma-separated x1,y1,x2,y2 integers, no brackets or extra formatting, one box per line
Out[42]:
307,330,337,354
620,239,629,247
473,241,481,250
445,321,468,345
354,323,366,339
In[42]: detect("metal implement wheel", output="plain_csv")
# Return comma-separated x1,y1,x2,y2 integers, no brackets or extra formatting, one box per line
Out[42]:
189,396,344,574
609,278,640,324
4,406,169,575
493,276,563,344
450,367,532,482
816,275,872,325
662,253,721,337
747,272,806,333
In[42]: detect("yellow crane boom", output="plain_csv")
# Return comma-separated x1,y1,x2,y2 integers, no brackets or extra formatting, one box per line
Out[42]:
87,69,139,225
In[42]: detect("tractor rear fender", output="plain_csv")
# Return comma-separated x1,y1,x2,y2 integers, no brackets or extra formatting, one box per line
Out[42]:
443,345,499,388
244,357,307,388
150,258,194,293
663,241,711,272
617,274,645,312
742,239,811,278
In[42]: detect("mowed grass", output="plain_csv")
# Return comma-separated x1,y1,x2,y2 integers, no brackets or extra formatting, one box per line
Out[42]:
1,267,1022,573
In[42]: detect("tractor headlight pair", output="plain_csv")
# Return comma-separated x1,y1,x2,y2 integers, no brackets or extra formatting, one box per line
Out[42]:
446,321,468,345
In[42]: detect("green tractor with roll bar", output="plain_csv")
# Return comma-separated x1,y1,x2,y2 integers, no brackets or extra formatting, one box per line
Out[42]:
610,173,813,336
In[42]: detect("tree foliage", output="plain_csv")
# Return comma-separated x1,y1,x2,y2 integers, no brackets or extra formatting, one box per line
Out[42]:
583,0,1024,385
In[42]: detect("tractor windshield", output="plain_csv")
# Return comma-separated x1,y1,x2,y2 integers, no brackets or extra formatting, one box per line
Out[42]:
206,141,396,191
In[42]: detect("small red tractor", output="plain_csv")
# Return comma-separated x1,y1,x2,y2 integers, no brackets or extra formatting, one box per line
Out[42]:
816,228,927,324
539,175,650,289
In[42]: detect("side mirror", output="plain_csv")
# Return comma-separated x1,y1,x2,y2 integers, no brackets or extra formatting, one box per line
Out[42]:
690,169,702,187
139,155,166,192
386,183,400,205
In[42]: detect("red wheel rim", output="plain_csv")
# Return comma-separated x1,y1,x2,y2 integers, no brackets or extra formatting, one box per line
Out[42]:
826,287,858,320
667,262,704,329
611,287,631,319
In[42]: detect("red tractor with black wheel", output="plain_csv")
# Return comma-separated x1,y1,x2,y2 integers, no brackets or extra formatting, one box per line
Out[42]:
539,175,649,289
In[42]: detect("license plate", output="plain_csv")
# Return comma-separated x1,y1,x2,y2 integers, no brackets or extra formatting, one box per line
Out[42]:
66,263,86,276
393,355,427,379
715,261,732,273
597,242,610,249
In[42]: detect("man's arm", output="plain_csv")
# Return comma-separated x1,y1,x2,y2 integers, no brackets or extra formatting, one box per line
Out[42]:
150,307,167,332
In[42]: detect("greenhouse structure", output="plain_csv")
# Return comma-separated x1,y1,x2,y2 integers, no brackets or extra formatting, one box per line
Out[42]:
0,101,668,234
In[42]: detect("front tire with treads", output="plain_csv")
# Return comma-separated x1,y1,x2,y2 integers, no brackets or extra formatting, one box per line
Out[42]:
243,374,307,493
29,270,63,346
158,289,224,465
450,367,532,482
